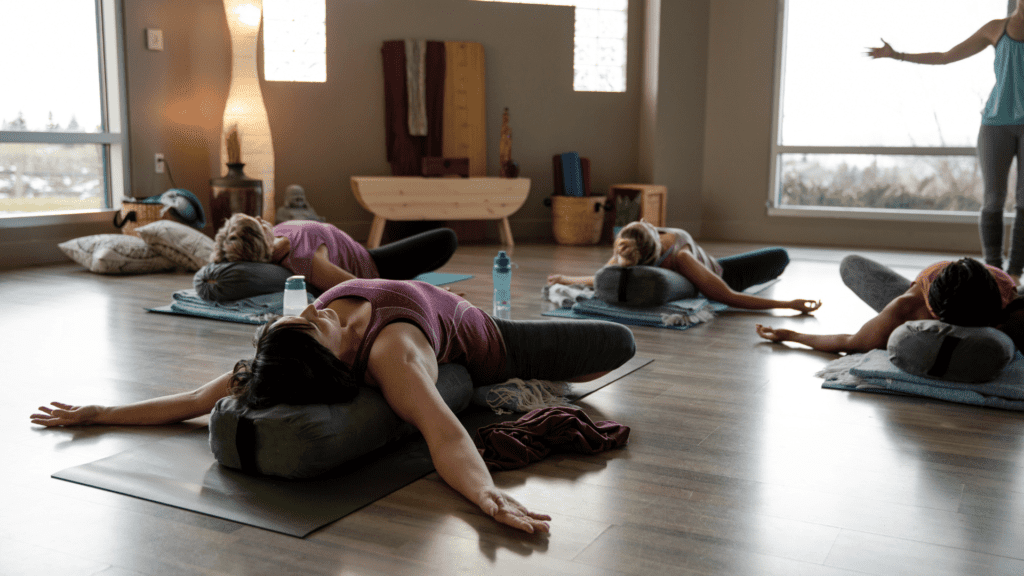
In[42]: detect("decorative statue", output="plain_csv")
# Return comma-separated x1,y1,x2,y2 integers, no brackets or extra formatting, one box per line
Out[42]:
275,184,326,223
499,107,519,178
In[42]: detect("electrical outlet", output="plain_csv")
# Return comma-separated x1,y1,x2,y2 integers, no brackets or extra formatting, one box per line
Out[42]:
155,153,165,174
146,28,164,51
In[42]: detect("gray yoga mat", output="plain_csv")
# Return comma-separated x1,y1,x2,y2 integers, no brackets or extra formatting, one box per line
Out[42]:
52,356,653,538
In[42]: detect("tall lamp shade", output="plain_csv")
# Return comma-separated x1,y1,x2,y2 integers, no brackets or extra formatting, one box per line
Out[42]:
221,0,275,221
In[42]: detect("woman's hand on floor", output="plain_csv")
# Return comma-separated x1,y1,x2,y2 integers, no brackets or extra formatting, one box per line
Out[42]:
788,299,822,314
546,274,568,286
478,487,551,534
755,324,797,343
30,402,103,427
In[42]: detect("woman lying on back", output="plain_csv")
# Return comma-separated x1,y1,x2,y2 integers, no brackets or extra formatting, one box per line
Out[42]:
212,214,458,291
547,220,821,313
32,278,637,534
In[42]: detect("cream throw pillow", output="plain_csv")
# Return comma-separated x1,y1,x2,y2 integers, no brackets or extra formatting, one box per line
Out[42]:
58,234,175,274
136,220,214,272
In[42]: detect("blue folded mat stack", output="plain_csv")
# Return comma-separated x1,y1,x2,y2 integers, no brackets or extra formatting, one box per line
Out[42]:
818,349,1024,411
560,152,585,197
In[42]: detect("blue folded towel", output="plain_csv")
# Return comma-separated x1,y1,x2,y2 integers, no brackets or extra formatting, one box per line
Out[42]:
560,152,584,197
818,349,1024,410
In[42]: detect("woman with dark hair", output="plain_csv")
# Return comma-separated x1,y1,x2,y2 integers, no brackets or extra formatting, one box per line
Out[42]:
755,255,1020,353
211,214,458,291
547,220,821,313
31,279,636,534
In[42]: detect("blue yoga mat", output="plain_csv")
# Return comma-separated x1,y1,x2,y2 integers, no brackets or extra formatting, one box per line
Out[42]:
818,349,1024,411
560,152,585,197
148,272,474,324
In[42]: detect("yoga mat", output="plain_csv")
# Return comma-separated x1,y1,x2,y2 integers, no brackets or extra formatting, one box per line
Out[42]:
51,356,652,538
147,272,474,324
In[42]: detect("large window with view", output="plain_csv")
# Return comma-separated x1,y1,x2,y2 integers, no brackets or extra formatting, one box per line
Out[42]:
0,0,127,220
771,0,1011,219
473,0,627,92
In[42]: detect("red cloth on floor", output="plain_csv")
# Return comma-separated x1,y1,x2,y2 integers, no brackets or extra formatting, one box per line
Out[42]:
473,407,630,471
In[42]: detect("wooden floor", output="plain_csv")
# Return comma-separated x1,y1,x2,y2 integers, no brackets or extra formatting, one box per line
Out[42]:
3,242,1024,576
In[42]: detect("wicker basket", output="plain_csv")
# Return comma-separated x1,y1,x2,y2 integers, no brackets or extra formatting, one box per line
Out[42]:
550,195,606,245
113,199,166,237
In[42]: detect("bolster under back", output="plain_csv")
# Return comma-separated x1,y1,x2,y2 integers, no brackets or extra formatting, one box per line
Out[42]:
594,265,696,308
194,261,295,302
887,320,1015,384
209,363,474,479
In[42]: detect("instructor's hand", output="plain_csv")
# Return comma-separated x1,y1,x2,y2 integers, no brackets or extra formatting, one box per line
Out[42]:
866,39,895,59
478,487,551,534
30,402,103,427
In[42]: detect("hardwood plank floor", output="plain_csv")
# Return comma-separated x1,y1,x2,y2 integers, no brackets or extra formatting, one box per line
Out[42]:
3,242,1024,576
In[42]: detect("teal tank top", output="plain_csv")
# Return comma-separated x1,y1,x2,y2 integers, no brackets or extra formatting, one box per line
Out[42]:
982,25,1024,126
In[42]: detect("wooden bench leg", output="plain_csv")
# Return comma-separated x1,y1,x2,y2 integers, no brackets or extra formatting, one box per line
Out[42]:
498,217,514,249
367,216,387,249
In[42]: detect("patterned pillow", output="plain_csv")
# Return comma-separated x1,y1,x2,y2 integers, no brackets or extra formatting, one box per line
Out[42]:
136,220,215,271
58,234,175,275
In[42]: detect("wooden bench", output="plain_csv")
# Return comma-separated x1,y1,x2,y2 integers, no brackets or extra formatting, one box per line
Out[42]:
351,176,531,248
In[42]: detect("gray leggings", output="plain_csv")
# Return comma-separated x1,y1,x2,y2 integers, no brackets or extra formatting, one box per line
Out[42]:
490,317,636,383
838,255,911,313
977,123,1024,276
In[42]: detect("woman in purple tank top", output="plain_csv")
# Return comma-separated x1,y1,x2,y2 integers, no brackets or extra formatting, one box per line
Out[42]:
209,214,457,291
31,279,636,535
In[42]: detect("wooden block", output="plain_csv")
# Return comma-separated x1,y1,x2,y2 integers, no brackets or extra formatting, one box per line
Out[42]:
421,157,470,178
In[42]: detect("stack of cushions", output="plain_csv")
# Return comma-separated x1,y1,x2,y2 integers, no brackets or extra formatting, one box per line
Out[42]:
59,221,214,275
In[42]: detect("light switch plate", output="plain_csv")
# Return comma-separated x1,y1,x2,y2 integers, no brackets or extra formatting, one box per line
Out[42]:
146,28,163,51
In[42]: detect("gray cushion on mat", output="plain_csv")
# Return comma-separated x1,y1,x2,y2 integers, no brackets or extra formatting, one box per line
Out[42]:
194,261,295,302
594,265,696,307
209,363,473,479
887,320,1015,384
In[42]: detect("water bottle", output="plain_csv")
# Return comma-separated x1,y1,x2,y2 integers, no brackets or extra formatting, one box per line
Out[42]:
283,275,307,316
493,251,512,319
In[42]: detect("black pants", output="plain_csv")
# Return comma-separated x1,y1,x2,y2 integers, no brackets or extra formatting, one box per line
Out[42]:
368,228,458,279
490,317,636,383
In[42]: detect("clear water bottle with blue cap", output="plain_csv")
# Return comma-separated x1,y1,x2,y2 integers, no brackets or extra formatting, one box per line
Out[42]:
493,251,512,319
283,275,307,316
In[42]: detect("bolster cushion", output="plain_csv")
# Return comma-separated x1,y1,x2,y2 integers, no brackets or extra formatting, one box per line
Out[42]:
887,320,1015,384
209,363,474,479
594,265,696,307
193,261,295,302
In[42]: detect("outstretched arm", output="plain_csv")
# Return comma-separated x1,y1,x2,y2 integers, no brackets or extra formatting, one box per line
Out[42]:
676,251,820,313
368,324,550,534
30,372,233,427
755,288,927,353
866,20,1002,65
548,255,620,286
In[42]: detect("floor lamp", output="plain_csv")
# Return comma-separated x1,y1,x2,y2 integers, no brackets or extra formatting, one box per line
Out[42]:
221,0,275,221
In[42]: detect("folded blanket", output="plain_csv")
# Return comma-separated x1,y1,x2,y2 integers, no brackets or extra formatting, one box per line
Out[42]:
473,406,630,471
161,289,311,324
818,349,1024,410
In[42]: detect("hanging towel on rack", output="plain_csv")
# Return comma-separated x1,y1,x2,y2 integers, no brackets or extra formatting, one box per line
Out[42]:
382,40,447,175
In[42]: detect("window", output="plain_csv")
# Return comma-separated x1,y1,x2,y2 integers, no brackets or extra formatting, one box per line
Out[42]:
770,0,1009,220
473,0,628,92
264,0,327,82
0,0,127,221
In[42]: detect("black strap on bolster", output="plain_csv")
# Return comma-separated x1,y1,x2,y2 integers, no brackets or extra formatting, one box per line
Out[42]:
927,335,961,378
235,416,259,474
618,267,630,303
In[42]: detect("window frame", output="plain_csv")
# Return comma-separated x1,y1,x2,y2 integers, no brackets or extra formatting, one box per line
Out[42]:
766,0,997,225
0,0,130,228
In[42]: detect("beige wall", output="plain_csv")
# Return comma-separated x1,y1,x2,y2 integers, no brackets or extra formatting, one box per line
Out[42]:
698,0,984,254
